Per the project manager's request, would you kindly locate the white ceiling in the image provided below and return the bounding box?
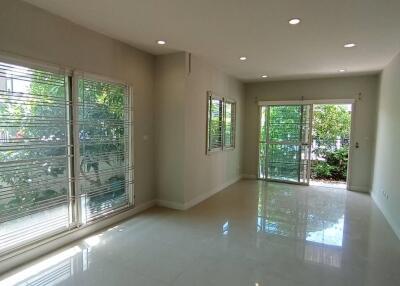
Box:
[25,0,400,81]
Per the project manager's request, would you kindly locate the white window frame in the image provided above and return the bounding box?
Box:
[223,99,236,150]
[0,54,135,259]
[206,91,224,153]
[206,91,237,154]
[72,71,134,224]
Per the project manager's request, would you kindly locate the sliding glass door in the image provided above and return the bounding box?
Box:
[259,104,312,184]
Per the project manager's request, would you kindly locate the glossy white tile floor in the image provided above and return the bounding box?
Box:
[1,180,400,286]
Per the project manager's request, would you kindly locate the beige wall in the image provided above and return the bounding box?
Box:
[0,0,156,205]
[372,52,400,239]
[244,75,379,192]
[154,53,186,205]
[184,54,244,206]
[155,53,245,209]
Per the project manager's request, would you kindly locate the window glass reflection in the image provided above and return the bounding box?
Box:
[306,215,344,247]
[0,246,81,286]
[0,232,104,285]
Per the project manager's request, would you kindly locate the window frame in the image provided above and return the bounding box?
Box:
[0,56,73,257]
[72,71,134,225]
[206,91,224,153]
[223,99,236,150]
[206,91,237,154]
[0,55,134,258]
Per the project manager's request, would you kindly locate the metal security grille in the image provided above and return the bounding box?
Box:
[207,95,223,151]
[0,61,70,254]
[77,77,133,223]
[207,92,237,153]
[0,58,134,257]
[224,101,236,149]
[259,104,312,184]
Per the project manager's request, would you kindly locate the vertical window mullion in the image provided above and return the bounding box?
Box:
[126,86,134,206]
[208,95,213,151]
[71,73,83,226]
[66,75,75,227]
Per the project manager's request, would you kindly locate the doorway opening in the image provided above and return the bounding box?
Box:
[258,101,353,190]
[310,104,352,189]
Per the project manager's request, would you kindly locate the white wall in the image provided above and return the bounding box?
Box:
[155,53,245,209]
[244,75,379,192]
[372,52,400,239]
[0,0,156,206]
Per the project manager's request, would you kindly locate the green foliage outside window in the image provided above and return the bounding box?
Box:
[208,98,223,150]
[259,104,351,182]
[0,71,68,215]
[0,69,127,216]
[312,147,349,181]
[311,105,351,181]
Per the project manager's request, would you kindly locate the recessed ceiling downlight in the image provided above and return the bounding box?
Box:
[289,18,301,25]
[344,43,356,48]
[239,56,247,61]
[338,69,346,73]
[261,75,268,78]
[157,40,166,45]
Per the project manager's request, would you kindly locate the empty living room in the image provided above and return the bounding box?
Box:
[0,0,400,285]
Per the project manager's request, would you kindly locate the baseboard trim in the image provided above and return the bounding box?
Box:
[184,176,242,209]
[371,191,400,240]
[156,199,186,210]
[241,174,258,179]
[0,200,156,275]
[156,176,242,211]
[349,185,370,193]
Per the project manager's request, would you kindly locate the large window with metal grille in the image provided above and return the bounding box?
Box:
[76,76,133,223]
[206,92,236,153]
[0,58,133,256]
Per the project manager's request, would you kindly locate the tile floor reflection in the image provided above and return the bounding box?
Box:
[256,183,345,268]
[1,180,400,286]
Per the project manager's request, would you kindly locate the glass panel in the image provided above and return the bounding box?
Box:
[78,79,131,222]
[268,105,302,142]
[259,106,267,143]
[258,142,267,179]
[267,144,301,182]
[0,62,69,254]
[258,106,267,178]
[208,97,223,150]
[265,105,311,184]
[224,102,233,147]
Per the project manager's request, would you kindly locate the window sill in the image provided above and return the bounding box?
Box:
[206,147,235,155]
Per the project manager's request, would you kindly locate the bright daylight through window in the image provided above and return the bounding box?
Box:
[0,59,133,256]
[207,93,236,153]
